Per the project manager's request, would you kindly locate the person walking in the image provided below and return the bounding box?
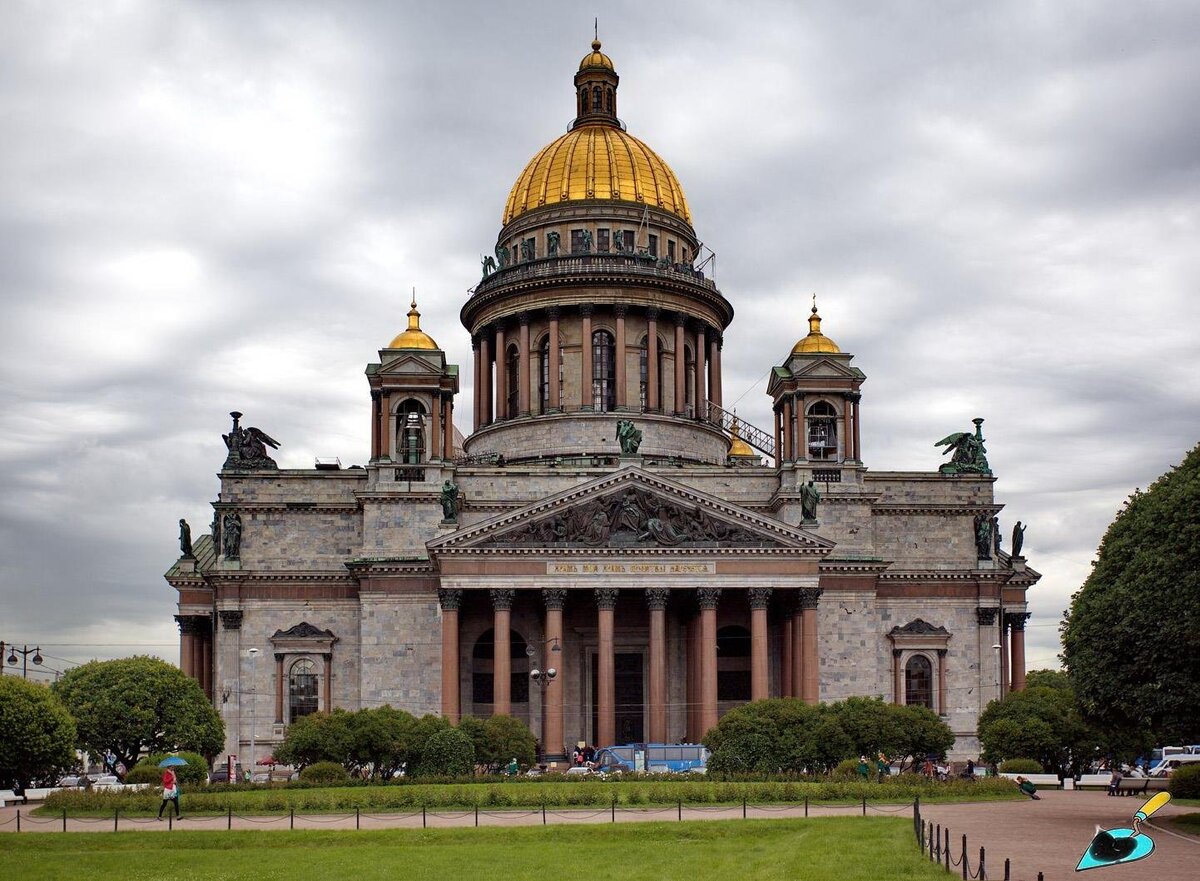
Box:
[157,767,181,820]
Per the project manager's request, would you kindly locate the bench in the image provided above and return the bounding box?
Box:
[0,790,18,807]
[1114,777,1169,796]
[1077,774,1112,790]
[999,772,1061,789]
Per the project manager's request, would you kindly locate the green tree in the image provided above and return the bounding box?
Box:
[347,706,419,779]
[274,709,354,771]
[481,715,537,768]
[52,656,223,774]
[704,698,854,774]
[892,704,956,768]
[457,716,489,768]
[0,676,77,789]
[1061,443,1200,745]
[414,726,474,777]
[978,671,1100,775]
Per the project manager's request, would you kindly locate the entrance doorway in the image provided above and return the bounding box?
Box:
[591,652,644,745]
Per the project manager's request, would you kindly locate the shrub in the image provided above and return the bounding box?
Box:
[832,758,864,780]
[1168,764,1200,799]
[998,758,1043,774]
[415,727,475,777]
[124,752,209,786]
[300,762,351,785]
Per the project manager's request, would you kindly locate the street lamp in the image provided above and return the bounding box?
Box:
[527,639,561,764]
[992,644,1002,697]
[246,647,259,784]
[4,644,43,679]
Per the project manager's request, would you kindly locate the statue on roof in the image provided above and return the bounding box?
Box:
[1011,521,1026,558]
[221,511,242,560]
[935,417,991,475]
[615,419,642,455]
[481,254,497,278]
[179,519,193,559]
[800,479,821,523]
[547,231,560,257]
[974,514,992,559]
[222,411,280,470]
[440,480,460,522]
[495,243,509,269]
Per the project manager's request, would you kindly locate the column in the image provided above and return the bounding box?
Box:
[999,613,1010,696]
[685,614,699,739]
[371,391,382,458]
[176,616,194,678]
[748,588,772,702]
[645,588,670,743]
[431,393,442,461]
[800,588,822,704]
[614,305,627,408]
[471,336,481,431]
[494,324,508,420]
[547,308,561,411]
[851,392,862,462]
[936,649,948,714]
[791,599,803,698]
[774,408,783,468]
[697,588,720,737]
[274,653,285,723]
[892,649,903,704]
[480,330,492,426]
[439,589,462,723]
[782,398,793,462]
[518,313,531,416]
[780,613,793,698]
[443,397,454,459]
[710,332,723,410]
[580,306,594,410]
[542,589,567,761]
[692,322,706,418]
[491,589,515,716]
[793,395,804,462]
[322,652,333,712]
[976,607,1000,708]
[1008,612,1029,692]
[646,308,659,411]
[595,588,618,746]
[379,393,391,459]
[201,626,212,700]
[191,622,205,689]
[673,314,686,415]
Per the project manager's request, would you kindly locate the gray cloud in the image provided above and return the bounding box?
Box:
[1,0,1197,680]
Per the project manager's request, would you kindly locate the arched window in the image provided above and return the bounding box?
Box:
[288,659,319,722]
[505,344,520,419]
[716,625,752,703]
[580,88,588,113]
[592,85,602,111]
[905,655,933,709]
[807,400,839,461]
[471,628,531,708]
[397,400,426,463]
[638,335,665,412]
[606,88,613,113]
[592,330,616,412]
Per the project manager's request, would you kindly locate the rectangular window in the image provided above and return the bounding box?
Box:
[668,240,676,262]
[621,230,635,252]
[648,234,658,257]
[597,228,610,252]
[570,229,585,253]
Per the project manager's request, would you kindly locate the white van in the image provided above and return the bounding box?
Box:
[1149,754,1200,777]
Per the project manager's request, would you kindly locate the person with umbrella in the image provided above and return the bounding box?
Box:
[157,756,186,820]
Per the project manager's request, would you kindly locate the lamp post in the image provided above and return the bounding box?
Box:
[4,644,43,679]
[246,647,259,784]
[527,638,561,765]
[992,643,1002,700]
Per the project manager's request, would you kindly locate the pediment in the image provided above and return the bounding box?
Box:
[428,467,835,553]
[377,351,446,376]
[791,358,860,379]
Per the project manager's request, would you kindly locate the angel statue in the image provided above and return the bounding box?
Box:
[615,419,642,455]
[935,417,991,475]
[222,411,281,470]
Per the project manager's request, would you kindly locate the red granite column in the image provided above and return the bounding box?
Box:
[443,397,454,459]
[673,314,686,416]
[472,336,481,431]
[371,390,382,458]
[191,624,204,689]
[800,589,822,704]
[491,589,515,716]
[176,616,193,677]
[851,393,862,461]
[1009,613,1029,692]
[780,614,793,698]
[595,588,618,746]
[379,393,391,459]
[645,588,670,743]
[430,393,442,461]
[494,324,508,420]
[710,332,723,410]
[692,322,706,418]
[439,589,462,723]
[792,395,804,462]
[614,305,627,409]
[782,398,793,462]
[274,653,285,723]
[580,306,594,410]
[322,652,333,712]
[542,589,567,761]
[646,308,659,412]
[547,308,561,411]
[697,588,720,736]
[791,600,803,698]
[518,313,531,416]
[999,613,1010,696]
[685,614,698,739]
[201,626,212,700]
[480,330,492,426]
[748,588,772,702]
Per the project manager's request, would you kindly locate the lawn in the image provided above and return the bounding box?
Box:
[39,777,1020,817]
[1167,812,1200,835]
[0,817,950,881]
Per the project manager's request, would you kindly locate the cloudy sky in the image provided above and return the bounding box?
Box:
[2,1,1197,683]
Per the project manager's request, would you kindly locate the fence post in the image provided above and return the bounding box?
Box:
[114,809,119,833]
[356,807,360,830]
[168,812,173,832]
[475,804,479,827]
[63,809,67,833]
[290,808,294,830]
[862,795,867,817]
[422,805,427,828]
[945,826,951,872]
[1037,874,1044,881]
[935,823,940,862]
[16,809,20,833]
[743,798,747,819]
[962,834,968,879]
[542,802,546,825]
[678,799,682,822]
[1004,857,1010,880]
[611,794,616,823]
[979,846,986,880]
[228,807,232,830]
[804,796,808,818]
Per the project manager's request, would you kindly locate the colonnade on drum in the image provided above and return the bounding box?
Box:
[436,586,822,754]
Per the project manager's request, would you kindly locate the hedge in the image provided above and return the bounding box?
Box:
[41,776,1018,816]
[997,758,1043,774]
[1168,765,1200,800]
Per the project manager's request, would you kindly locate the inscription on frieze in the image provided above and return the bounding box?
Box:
[547,561,716,576]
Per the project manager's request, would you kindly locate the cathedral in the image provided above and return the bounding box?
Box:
[167,40,1038,764]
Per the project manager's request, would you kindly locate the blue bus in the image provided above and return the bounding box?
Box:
[592,743,710,774]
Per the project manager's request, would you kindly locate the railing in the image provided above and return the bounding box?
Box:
[704,401,776,458]
[472,253,718,297]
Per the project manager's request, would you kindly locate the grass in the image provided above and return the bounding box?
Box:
[0,817,951,881]
[1167,812,1200,835]
[38,777,1020,817]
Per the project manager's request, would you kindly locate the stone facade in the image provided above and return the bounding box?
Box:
[166,39,1038,765]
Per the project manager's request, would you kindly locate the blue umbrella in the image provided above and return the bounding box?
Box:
[158,756,188,767]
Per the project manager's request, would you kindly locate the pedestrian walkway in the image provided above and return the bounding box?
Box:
[921,789,1197,881]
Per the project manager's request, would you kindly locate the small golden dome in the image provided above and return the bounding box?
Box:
[387,294,439,350]
[503,124,691,225]
[791,298,840,355]
[579,39,614,71]
[728,420,755,457]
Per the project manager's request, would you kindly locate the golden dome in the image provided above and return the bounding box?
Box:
[503,124,691,226]
[387,294,439,350]
[728,420,755,457]
[579,39,614,71]
[792,299,840,355]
